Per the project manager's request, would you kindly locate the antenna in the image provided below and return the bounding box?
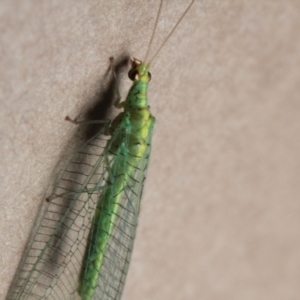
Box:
[148,0,194,63]
[144,0,164,63]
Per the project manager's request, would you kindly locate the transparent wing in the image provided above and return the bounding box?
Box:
[92,129,153,300]
[6,121,153,300]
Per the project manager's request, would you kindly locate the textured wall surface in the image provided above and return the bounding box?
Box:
[1,1,300,299]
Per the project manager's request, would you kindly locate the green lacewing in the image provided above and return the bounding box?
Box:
[6,1,194,299]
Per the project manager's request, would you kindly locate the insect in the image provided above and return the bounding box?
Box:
[6,1,194,299]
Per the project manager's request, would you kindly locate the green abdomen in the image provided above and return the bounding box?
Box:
[78,155,134,299]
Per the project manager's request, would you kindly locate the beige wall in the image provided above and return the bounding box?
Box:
[1,1,300,299]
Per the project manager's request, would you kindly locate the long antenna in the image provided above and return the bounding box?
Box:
[144,0,164,63]
[149,0,194,63]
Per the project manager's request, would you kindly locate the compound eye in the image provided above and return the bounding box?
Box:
[148,72,151,82]
[128,68,139,81]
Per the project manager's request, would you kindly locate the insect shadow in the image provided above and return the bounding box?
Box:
[47,54,130,273]
[9,54,130,297]
[82,56,129,140]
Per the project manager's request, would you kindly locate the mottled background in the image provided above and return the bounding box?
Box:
[1,1,300,299]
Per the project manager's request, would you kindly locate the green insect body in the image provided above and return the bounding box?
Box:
[78,60,155,299]
[7,59,155,300]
